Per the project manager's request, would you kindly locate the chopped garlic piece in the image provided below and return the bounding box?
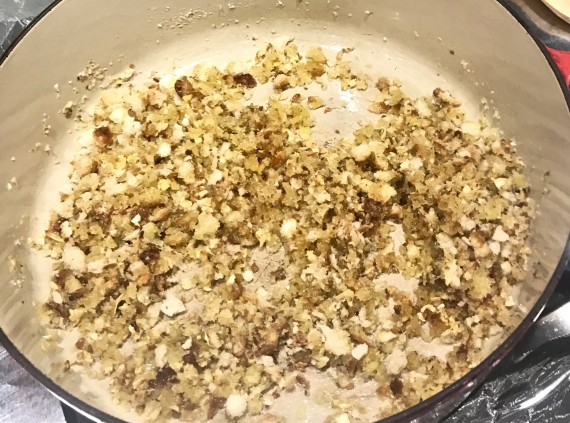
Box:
[243,269,254,282]
[157,142,171,157]
[320,326,352,356]
[492,226,510,242]
[385,348,407,375]
[226,394,247,418]
[160,295,186,317]
[280,218,297,239]
[351,343,369,360]
[62,245,86,272]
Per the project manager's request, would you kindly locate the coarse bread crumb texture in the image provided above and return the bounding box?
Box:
[39,43,533,422]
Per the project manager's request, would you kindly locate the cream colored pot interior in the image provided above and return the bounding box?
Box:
[0,0,569,422]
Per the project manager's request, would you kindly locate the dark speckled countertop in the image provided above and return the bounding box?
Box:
[1,1,570,422]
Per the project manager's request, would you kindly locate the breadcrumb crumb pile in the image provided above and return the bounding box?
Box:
[39,43,533,422]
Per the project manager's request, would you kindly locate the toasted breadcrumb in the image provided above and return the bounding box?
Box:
[40,43,533,423]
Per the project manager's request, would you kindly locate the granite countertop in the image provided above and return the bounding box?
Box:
[1,1,569,422]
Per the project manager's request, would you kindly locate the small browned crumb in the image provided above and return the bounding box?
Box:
[207,397,226,419]
[61,101,75,119]
[433,87,462,107]
[291,93,303,103]
[368,101,390,114]
[174,76,204,99]
[233,73,257,88]
[390,377,403,396]
[39,43,533,423]
[307,96,325,109]
[92,126,113,149]
[273,74,291,91]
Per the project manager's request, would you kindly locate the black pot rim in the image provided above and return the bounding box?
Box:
[1,1,569,422]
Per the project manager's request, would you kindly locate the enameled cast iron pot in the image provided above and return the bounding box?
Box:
[1,0,569,422]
